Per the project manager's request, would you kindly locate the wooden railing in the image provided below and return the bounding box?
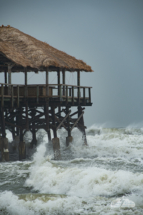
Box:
[0,83,92,107]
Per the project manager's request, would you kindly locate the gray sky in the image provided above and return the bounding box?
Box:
[0,0,143,127]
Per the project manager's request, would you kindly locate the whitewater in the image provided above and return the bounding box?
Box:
[0,125,143,215]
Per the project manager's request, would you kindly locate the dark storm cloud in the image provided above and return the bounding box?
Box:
[0,0,143,127]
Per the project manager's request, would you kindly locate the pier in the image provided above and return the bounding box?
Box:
[0,25,93,161]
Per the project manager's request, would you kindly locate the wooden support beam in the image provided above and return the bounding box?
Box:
[8,64,12,95]
[62,69,65,96]
[11,85,14,108]
[66,106,71,136]
[5,121,22,129]
[57,69,60,97]
[83,88,86,105]
[55,115,67,131]
[71,112,84,131]
[78,87,80,105]
[77,71,80,105]
[26,102,29,131]
[4,71,7,84]
[56,110,71,131]
[70,108,85,117]
[17,85,19,107]
[25,68,27,85]
[66,86,68,104]
[45,100,51,142]
[46,68,49,96]
[78,106,87,145]
[72,86,74,105]
[77,71,80,86]
[51,106,57,138]
[36,85,39,103]
[1,108,6,137]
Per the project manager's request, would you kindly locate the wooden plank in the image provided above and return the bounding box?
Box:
[5,121,22,129]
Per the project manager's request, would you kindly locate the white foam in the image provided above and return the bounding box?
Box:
[25,155,143,197]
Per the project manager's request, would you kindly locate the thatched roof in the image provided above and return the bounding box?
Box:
[0,25,93,72]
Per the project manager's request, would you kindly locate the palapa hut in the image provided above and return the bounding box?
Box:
[0,25,93,161]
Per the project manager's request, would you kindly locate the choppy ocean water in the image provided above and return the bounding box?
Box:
[0,125,143,215]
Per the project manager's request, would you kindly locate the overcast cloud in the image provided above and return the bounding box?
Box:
[0,0,143,127]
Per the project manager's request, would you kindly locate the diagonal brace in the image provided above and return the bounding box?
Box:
[70,112,84,131]
[56,110,71,131]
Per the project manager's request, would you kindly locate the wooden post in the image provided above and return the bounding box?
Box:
[16,113,19,136]
[4,71,7,84]
[66,86,68,104]
[36,85,39,103]
[57,69,60,97]
[46,68,49,96]
[77,71,80,105]
[31,109,37,148]
[25,68,27,85]
[51,106,60,159]
[72,86,74,105]
[45,101,51,143]
[83,88,86,105]
[51,106,57,138]
[24,68,28,97]
[1,108,6,138]
[78,106,87,145]
[62,69,65,96]
[66,106,73,146]
[19,108,26,160]
[26,102,29,131]
[8,64,12,95]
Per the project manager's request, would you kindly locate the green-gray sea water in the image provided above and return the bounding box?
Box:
[0,125,143,214]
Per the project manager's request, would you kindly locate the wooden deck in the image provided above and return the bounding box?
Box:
[0,83,92,107]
